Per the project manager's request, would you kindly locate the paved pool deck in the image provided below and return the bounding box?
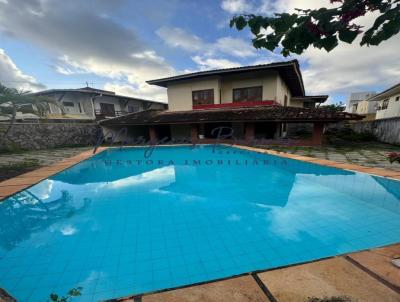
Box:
[0,145,399,301]
[122,244,400,302]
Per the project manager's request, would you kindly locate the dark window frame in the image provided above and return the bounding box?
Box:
[192,89,214,106]
[381,99,389,110]
[100,103,116,116]
[128,105,139,113]
[62,101,74,107]
[232,86,263,102]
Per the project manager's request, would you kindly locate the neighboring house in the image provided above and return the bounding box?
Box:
[30,87,167,120]
[101,60,362,145]
[366,83,400,120]
[354,99,379,121]
[346,91,376,113]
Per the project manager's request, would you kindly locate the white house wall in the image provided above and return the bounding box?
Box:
[220,72,278,103]
[48,92,94,118]
[167,78,220,111]
[276,74,292,106]
[93,95,123,112]
[166,72,285,111]
[376,92,400,119]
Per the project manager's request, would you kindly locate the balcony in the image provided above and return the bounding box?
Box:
[95,109,128,119]
[192,100,280,110]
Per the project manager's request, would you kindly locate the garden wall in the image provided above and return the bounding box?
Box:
[0,121,101,151]
[350,117,400,145]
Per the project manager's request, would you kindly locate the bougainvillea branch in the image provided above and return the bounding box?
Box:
[230,0,400,56]
[388,152,400,164]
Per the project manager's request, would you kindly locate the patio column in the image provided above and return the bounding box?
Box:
[149,126,158,143]
[311,122,324,145]
[245,123,255,143]
[191,124,198,143]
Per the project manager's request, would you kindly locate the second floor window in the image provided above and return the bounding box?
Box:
[233,86,262,102]
[192,89,214,105]
[128,105,139,113]
[100,103,116,116]
[381,99,389,110]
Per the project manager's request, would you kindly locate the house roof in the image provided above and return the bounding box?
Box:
[364,83,400,102]
[291,95,328,103]
[32,87,167,105]
[147,60,306,97]
[100,106,363,126]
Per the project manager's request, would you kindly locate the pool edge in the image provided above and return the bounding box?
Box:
[106,243,400,301]
[231,144,400,180]
[0,147,108,201]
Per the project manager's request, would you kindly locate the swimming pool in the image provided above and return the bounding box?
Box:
[1,145,400,301]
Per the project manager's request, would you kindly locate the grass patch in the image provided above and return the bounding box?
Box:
[0,159,41,181]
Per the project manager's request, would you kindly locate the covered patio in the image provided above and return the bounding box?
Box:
[100,106,363,146]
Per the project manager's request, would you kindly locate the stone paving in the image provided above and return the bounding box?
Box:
[124,245,400,302]
[0,146,92,167]
[262,143,400,172]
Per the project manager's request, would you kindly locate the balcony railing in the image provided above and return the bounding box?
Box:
[95,109,128,118]
[192,100,280,110]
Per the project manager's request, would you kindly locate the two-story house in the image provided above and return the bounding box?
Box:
[32,87,167,120]
[100,60,362,145]
[365,83,400,120]
[346,92,376,113]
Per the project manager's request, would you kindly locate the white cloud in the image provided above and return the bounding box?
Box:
[0,0,175,101]
[157,27,256,59]
[0,49,45,91]
[104,82,167,102]
[156,27,204,52]
[192,55,241,70]
[214,36,257,58]
[156,26,257,72]
[228,0,400,98]
[221,0,252,14]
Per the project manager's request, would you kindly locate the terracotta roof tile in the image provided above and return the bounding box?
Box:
[100,106,364,126]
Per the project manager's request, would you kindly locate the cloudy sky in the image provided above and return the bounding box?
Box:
[0,0,399,103]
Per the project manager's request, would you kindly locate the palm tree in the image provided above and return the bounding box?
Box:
[0,83,61,146]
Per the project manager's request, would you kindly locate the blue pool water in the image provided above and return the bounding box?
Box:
[1,145,400,301]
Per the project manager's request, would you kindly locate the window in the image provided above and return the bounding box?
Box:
[303,102,315,108]
[78,102,82,113]
[233,86,262,102]
[192,89,214,105]
[396,96,400,101]
[128,105,139,113]
[381,99,389,110]
[100,103,116,116]
[63,101,74,107]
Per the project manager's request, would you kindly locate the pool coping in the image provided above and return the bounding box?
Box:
[0,147,108,201]
[231,144,400,180]
[1,144,399,301]
[109,243,400,301]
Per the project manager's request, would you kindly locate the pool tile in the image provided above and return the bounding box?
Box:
[1,145,400,301]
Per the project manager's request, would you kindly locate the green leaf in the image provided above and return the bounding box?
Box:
[339,28,359,43]
[234,16,247,30]
[248,16,265,35]
[320,35,338,51]
[50,293,59,301]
